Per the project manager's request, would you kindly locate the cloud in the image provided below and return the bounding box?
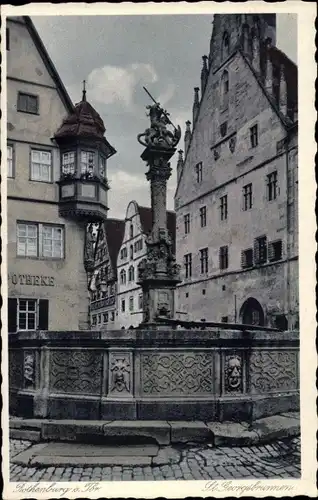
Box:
[108,169,150,218]
[158,83,176,107]
[87,63,158,108]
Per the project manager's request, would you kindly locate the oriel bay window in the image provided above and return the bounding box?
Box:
[8,298,49,333]
[80,150,95,178]
[17,222,64,259]
[61,151,76,177]
[30,149,52,182]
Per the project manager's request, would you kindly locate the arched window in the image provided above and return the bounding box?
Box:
[120,269,126,285]
[240,298,265,326]
[130,245,134,260]
[220,70,229,109]
[222,32,230,60]
[128,265,135,282]
[130,224,134,239]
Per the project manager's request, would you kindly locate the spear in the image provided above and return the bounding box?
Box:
[143,86,178,131]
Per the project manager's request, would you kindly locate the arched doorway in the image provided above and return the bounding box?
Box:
[240,298,265,326]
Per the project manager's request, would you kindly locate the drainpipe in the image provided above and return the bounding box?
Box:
[285,132,291,329]
[234,294,237,323]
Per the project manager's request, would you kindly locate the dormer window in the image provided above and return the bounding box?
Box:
[222,32,230,60]
[62,152,76,176]
[80,151,94,177]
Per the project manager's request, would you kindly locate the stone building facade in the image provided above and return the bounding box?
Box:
[6,16,115,333]
[174,14,298,329]
[116,201,176,329]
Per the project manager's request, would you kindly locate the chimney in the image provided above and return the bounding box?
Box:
[251,31,260,73]
[264,42,273,94]
[176,149,184,183]
[201,55,209,94]
[184,120,192,153]
[193,87,200,123]
[279,64,287,116]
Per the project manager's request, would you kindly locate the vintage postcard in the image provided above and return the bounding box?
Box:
[1,1,316,498]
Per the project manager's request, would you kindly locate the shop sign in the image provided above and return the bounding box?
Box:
[8,273,55,286]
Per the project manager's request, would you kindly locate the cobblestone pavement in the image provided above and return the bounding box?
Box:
[10,437,300,482]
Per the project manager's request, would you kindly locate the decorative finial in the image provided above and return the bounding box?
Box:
[178,149,184,161]
[186,120,191,131]
[82,79,87,102]
[202,55,208,69]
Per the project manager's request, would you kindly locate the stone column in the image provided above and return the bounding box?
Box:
[137,101,182,327]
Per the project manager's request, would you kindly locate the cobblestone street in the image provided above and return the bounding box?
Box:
[10,437,300,482]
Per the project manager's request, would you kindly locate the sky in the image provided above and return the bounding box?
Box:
[32,14,297,219]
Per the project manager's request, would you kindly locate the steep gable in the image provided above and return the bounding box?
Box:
[7,16,73,114]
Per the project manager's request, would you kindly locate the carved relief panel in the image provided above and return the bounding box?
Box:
[108,351,133,397]
[23,350,36,390]
[223,351,244,394]
[249,350,298,394]
[50,350,102,395]
[141,352,214,396]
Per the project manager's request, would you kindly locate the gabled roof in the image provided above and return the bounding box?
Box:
[137,204,176,252]
[104,218,125,270]
[19,16,74,114]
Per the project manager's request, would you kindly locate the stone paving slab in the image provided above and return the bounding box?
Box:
[102,421,171,445]
[169,421,213,444]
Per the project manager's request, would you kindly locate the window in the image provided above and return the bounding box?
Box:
[120,269,126,285]
[17,92,39,114]
[184,253,192,278]
[129,296,134,312]
[195,162,203,183]
[220,195,228,220]
[219,246,229,270]
[17,222,64,259]
[221,316,228,323]
[62,152,76,176]
[220,122,227,137]
[184,214,190,234]
[139,293,143,310]
[30,149,52,182]
[200,248,209,274]
[92,315,97,326]
[268,239,282,262]
[130,245,134,260]
[121,299,125,312]
[130,224,134,239]
[241,248,253,268]
[111,311,115,322]
[243,183,253,210]
[222,32,230,59]
[221,70,229,109]
[80,150,94,176]
[254,236,267,264]
[7,144,14,178]
[6,28,10,50]
[98,314,101,324]
[8,298,49,332]
[42,225,63,258]
[267,171,278,201]
[134,239,143,252]
[100,156,106,178]
[121,247,127,259]
[200,207,207,227]
[103,312,109,323]
[18,299,37,330]
[128,265,135,282]
[250,124,258,148]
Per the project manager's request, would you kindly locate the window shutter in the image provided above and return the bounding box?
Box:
[8,298,17,333]
[38,299,49,330]
[254,239,260,264]
[241,250,246,268]
[268,241,274,261]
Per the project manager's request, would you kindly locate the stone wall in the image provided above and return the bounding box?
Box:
[9,329,299,422]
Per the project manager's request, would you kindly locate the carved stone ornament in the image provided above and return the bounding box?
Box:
[229,135,236,153]
[225,354,242,392]
[84,223,95,262]
[214,146,221,161]
[137,102,181,149]
[110,355,131,394]
[24,352,35,389]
